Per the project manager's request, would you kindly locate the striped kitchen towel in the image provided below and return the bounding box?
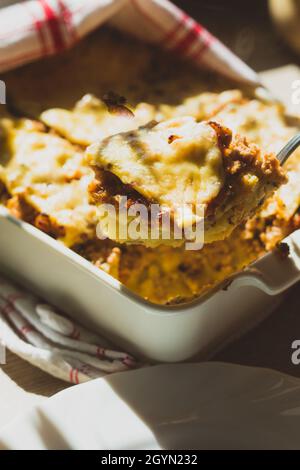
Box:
[0,0,259,85]
[0,276,139,383]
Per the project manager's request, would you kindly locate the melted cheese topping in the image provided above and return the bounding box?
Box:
[1,119,97,246]
[41,94,157,146]
[159,89,243,121]
[87,117,224,229]
[40,90,243,147]
[211,98,289,153]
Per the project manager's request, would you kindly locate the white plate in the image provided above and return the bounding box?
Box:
[1,362,300,450]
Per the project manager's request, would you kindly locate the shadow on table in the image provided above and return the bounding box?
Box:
[1,351,68,397]
[215,284,300,377]
[107,362,300,449]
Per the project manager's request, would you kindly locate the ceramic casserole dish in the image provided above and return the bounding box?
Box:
[1,205,300,362]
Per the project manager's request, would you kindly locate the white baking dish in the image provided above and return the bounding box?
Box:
[1,206,300,362]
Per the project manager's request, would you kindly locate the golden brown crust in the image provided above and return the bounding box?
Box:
[206,132,286,221]
[34,213,66,239]
[208,120,232,151]
[6,195,38,224]
[6,194,66,239]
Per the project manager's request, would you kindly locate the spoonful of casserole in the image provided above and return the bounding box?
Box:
[86,116,287,248]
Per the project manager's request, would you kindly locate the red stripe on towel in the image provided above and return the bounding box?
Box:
[25,1,48,55]
[171,22,206,55]
[70,324,80,340]
[1,303,15,316]
[96,346,105,358]
[20,325,33,335]
[6,293,26,304]
[160,12,188,46]
[40,0,65,52]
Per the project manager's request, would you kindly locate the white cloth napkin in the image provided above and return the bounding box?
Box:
[0,276,139,383]
[1,362,300,450]
[0,0,259,84]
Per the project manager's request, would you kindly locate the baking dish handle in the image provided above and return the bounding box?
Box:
[231,230,300,295]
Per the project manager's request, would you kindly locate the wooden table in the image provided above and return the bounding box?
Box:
[1,0,300,430]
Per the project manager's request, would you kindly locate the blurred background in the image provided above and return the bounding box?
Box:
[175,0,300,71]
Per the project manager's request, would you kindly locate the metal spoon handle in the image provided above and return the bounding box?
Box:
[277,132,300,165]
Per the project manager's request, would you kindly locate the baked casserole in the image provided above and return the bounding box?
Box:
[1,28,300,305]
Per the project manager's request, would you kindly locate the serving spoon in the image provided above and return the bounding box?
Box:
[277,132,300,165]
